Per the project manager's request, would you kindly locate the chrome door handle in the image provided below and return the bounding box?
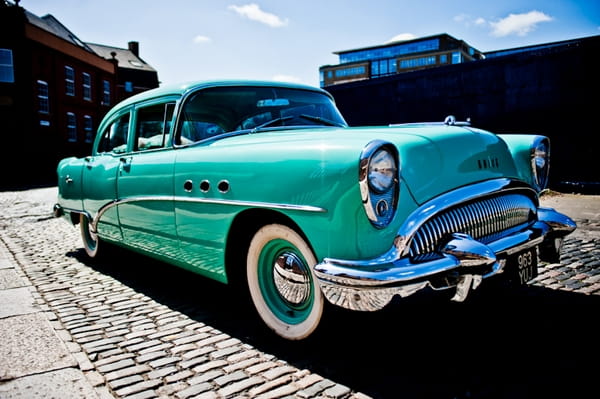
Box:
[119,157,132,172]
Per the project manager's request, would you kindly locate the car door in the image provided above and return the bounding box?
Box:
[116,101,179,258]
[172,89,234,283]
[82,110,131,243]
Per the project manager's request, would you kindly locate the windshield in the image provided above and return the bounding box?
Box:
[176,86,347,144]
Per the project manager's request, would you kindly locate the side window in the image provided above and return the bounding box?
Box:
[134,102,175,151]
[97,113,130,154]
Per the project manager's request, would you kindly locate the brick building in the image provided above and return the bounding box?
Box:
[0,1,158,188]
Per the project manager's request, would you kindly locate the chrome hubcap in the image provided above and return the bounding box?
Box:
[273,252,310,305]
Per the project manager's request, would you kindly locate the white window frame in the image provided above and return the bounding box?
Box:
[0,48,15,83]
[65,66,75,96]
[37,80,49,114]
[67,112,77,142]
[102,80,111,105]
[82,72,91,101]
[84,115,93,143]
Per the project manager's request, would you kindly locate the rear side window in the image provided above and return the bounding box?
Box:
[97,113,130,154]
[134,102,175,151]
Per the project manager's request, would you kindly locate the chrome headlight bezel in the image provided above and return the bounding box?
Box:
[531,136,550,192]
[359,141,400,229]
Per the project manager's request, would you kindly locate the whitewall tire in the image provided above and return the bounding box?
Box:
[80,213,100,258]
[246,224,324,340]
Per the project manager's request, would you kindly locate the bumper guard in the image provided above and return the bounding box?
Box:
[314,207,576,311]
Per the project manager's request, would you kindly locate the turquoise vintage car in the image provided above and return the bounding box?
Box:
[54,80,576,340]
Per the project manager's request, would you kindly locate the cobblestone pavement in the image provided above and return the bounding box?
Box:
[0,187,371,399]
[0,187,598,399]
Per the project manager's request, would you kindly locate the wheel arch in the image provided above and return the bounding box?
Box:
[224,208,314,287]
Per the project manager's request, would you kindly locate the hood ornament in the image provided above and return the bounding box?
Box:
[444,115,471,126]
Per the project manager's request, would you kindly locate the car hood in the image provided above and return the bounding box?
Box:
[206,124,520,205]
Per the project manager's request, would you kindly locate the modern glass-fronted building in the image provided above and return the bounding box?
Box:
[320,33,483,87]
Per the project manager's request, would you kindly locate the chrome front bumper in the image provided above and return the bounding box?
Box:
[314,206,576,311]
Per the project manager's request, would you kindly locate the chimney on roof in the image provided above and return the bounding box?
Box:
[128,41,139,57]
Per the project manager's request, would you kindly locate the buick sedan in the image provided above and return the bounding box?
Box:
[54,80,576,340]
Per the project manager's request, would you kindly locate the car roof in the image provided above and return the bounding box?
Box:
[110,80,332,111]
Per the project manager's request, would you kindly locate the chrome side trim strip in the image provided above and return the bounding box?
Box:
[91,195,327,233]
[173,196,327,213]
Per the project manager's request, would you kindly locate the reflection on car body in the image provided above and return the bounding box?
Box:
[54,80,576,340]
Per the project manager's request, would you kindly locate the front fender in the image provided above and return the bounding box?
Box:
[498,134,546,190]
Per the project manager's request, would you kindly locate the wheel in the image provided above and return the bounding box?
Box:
[80,213,100,258]
[246,224,324,340]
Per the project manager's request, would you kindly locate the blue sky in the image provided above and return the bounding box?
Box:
[23,0,600,87]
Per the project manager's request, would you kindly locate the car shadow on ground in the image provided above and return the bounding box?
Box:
[70,246,599,399]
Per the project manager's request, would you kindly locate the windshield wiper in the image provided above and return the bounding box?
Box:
[251,116,294,132]
[250,114,344,133]
[299,114,345,127]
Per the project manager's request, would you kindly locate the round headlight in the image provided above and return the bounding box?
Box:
[532,138,550,191]
[368,148,397,193]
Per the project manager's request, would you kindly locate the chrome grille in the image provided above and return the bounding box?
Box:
[409,193,537,261]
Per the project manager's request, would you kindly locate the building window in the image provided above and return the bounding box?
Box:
[125,81,133,92]
[371,59,398,77]
[37,80,49,114]
[339,38,440,64]
[452,52,463,64]
[67,112,77,142]
[334,66,366,78]
[82,72,91,101]
[65,66,75,96]
[371,62,378,76]
[400,56,437,69]
[102,80,111,106]
[84,115,93,142]
[0,48,15,83]
[440,54,447,64]
[389,59,397,73]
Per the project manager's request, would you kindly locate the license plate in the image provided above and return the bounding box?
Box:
[506,247,538,285]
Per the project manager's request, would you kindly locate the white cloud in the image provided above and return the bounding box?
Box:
[455,13,487,27]
[490,10,553,37]
[386,33,416,43]
[228,3,288,28]
[193,35,211,44]
[453,13,468,23]
[271,74,303,84]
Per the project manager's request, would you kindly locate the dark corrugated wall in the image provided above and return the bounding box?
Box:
[325,36,600,193]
